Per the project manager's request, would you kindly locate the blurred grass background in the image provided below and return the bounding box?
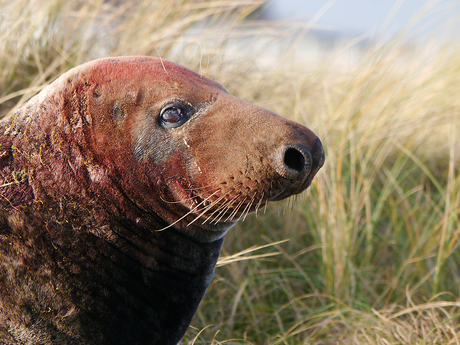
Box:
[1,0,460,344]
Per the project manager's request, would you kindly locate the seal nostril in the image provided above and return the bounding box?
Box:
[284,147,306,173]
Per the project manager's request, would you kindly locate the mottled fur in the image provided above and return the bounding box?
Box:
[0,57,324,344]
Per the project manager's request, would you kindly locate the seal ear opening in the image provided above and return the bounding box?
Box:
[111,104,126,126]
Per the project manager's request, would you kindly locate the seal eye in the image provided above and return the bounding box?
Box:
[160,106,188,128]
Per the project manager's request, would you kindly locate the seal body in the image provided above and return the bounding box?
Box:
[0,57,324,345]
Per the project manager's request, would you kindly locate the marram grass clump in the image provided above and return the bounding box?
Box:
[1,0,460,344]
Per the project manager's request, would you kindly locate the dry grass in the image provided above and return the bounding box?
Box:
[1,0,460,344]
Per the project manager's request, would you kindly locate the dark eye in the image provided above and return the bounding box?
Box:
[160,106,189,128]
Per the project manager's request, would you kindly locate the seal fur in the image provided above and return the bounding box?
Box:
[0,56,324,345]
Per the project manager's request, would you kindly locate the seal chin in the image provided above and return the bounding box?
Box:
[198,219,237,232]
[174,217,236,243]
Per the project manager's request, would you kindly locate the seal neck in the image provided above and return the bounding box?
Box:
[1,207,225,345]
[76,224,225,345]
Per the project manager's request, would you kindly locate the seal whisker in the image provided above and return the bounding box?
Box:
[256,192,265,215]
[238,193,257,222]
[200,192,234,225]
[159,184,218,206]
[155,191,219,232]
[208,193,237,216]
[292,194,300,209]
[211,194,242,225]
[264,193,270,214]
[191,187,222,209]
[193,190,222,211]
[225,196,247,222]
[185,191,228,227]
[208,198,234,225]
[198,192,230,221]
[209,193,239,224]
[254,192,265,216]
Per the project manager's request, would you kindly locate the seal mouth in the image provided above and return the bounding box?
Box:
[172,178,271,227]
[188,189,270,225]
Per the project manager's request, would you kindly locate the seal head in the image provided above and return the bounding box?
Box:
[0,57,324,345]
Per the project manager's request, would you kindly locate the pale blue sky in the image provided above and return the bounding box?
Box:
[263,0,460,40]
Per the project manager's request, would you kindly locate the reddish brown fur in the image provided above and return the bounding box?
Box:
[0,57,324,345]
